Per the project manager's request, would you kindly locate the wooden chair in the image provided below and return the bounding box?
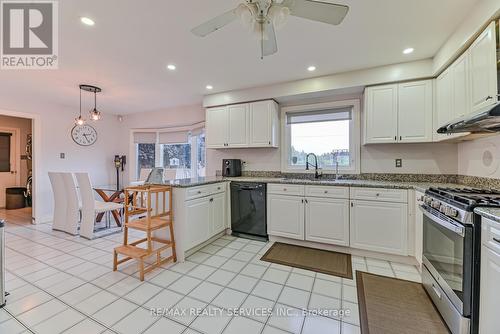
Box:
[113,184,176,281]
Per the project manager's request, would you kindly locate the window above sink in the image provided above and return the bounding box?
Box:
[281,99,361,175]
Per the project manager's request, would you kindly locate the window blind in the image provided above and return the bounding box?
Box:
[158,131,189,144]
[0,133,11,172]
[133,132,157,144]
[287,107,352,125]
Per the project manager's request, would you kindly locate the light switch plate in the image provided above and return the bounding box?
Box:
[395,159,402,168]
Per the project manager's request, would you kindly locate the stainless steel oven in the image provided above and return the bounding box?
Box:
[420,195,483,334]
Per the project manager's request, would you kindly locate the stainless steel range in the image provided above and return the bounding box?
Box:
[420,187,500,334]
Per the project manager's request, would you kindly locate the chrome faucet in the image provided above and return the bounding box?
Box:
[305,153,322,179]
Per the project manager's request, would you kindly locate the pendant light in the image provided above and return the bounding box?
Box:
[89,87,102,121]
[75,87,86,125]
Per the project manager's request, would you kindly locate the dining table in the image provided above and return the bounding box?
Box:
[93,184,124,227]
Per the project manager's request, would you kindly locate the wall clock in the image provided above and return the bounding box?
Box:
[71,124,98,146]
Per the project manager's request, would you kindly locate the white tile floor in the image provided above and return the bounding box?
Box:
[1,220,422,334]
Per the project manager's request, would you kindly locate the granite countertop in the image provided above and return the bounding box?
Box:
[168,175,466,192]
[474,207,500,223]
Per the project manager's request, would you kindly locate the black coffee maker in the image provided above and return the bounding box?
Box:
[222,159,242,177]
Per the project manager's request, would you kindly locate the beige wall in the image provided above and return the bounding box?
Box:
[0,115,32,185]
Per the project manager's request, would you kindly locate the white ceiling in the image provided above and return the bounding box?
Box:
[0,0,478,115]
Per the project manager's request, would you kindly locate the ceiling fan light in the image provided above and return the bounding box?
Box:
[268,6,290,30]
[236,3,253,30]
[251,21,268,40]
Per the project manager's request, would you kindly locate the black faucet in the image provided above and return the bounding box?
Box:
[305,153,321,179]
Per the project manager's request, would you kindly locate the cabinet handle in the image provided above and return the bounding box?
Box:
[324,190,328,194]
[376,193,380,197]
[350,202,354,207]
[283,188,287,191]
[301,199,304,203]
[268,141,271,145]
[486,96,493,101]
[304,199,308,204]
[209,198,213,202]
[400,136,402,141]
[394,136,397,141]
[493,238,500,244]
[197,191,202,194]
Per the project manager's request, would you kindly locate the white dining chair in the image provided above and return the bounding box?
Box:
[60,172,80,236]
[48,172,67,232]
[75,172,124,240]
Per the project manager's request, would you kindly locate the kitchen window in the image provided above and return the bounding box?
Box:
[282,100,360,174]
[133,127,206,181]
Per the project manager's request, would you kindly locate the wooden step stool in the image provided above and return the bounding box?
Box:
[113,184,176,281]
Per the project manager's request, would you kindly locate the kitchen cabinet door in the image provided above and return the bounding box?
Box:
[451,52,470,119]
[227,104,249,147]
[398,80,433,143]
[469,21,498,113]
[364,84,398,144]
[479,246,500,334]
[206,107,228,148]
[434,68,454,141]
[249,100,279,147]
[267,194,304,240]
[210,192,226,235]
[185,197,210,249]
[350,200,408,256]
[305,197,349,246]
[414,191,424,265]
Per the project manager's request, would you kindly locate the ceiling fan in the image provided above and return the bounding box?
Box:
[191,0,349,59]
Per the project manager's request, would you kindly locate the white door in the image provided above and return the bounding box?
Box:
[249,101,272,147]
[0,129,19,208]
[451,52,470,119]
[479,246,500,334]
[267,194,304,240]
[227,104,249,147]
[350,200,408,255]
[305,197,349,246]
[210,192,226,235]
[185,197,210,249]
[469,21,498,113]
[206,107,228,148]
[398,80,433,143]
[364,84,398,144]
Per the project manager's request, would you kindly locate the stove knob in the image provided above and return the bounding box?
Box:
[431,200,441,209]
[440,205,447,213]
[448,208,458,218]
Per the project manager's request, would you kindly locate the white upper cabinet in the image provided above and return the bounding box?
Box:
[364,80,433,144]
[451,52,470,119]
[249,100,279,147]
[227,104,249,148]
[469,21,498,113]
[206,107,228,148]
[364,84,398,144]
[206,100,279,149]
[398,80,433,143]
[434,68,454,141]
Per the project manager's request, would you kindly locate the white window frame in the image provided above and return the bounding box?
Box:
[280,99,361,175]
[129,123,205,181]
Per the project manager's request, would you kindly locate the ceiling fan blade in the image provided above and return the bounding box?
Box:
[283,0,349,25]
[262,22,278,58]
[191,8,238,37]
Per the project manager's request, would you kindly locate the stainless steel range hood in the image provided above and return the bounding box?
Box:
[437,102,500,134]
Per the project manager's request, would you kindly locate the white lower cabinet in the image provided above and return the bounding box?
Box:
[211,192,226,235]
[185,197,211,250]
[350,200,408,256]
[267,194,305,240]
[305,197,349,246]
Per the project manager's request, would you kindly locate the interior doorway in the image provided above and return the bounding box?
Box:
[0,114,33,224]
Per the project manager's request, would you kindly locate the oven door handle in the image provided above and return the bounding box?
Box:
[419,205,465,237]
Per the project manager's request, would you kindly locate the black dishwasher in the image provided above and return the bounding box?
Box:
[230,182,268,241]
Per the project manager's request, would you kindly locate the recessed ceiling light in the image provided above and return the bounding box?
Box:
[167,64,176,71]
[80,17,95,26]
[206,85,214,90]
[307,66,316,72]
[403,48,414,55]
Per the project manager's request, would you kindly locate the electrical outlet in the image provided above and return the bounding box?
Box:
[60,153,65,159]
[395,159,402,168]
